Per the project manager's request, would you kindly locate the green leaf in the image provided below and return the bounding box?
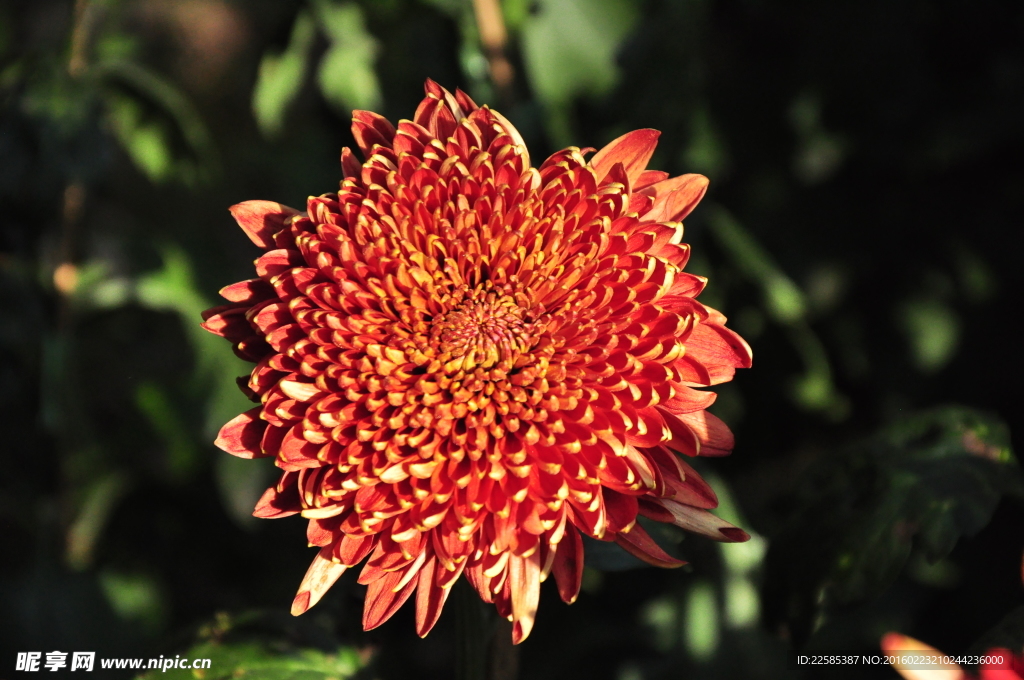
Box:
[136,641,365,680]
[519,0,639,145]
[252,10,316,138]
[764,406,1022,642]
[136,247,265,527]
[136,612,367,680]
[314,0,382,113]
[97,60,218,184]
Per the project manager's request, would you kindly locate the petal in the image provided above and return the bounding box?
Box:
[214,407,268,458]
[229,201,301,249]
[219,278,275,303]
[551,525,584,604]
[615,523,686,568]
[686,318,754,374]
[590,129,661,186]
[291,549,347,615]
[640,174,709,223]
[653,499,749,542]
[253,473,301,518]
[675,410,735,456]
[351,110,397,156]
[362,563,421,631]
[414,558,451,637]
[509,551,542,644]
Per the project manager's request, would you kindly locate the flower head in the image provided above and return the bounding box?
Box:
[202,79,752,642]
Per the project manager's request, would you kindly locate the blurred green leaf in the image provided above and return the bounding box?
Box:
[136,247,268,527]
[66,471,131,571]
[98,569,166,633]
[253,10,316,138]
[764,406,1022,643]
[135,381,199,481]
[97,59,217,184]
[138,610,366,680]
[105,91,173,181]
[708,206,848,418]
[898,298,960,374]
[137,641,364,679]
[216,454,273,530]
[520,0,639,144]
[707,206,807,324]
[685,580,719,660]
[315,0,382,113]
[136,246,251,438]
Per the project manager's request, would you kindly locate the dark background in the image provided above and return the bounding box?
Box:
[2,0,1023,678]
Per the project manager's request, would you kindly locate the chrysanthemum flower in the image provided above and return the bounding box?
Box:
[202,80,752,643]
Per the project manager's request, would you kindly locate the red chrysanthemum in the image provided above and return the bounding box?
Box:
[202,79,752,643]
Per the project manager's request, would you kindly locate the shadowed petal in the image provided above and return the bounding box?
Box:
[291,549,347,615]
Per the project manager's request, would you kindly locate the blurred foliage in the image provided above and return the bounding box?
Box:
[765,406,1022,644]
[1,0,1023,679]
[137,611,368,679]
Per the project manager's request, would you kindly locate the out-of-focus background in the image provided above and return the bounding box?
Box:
[2,0,1023,677]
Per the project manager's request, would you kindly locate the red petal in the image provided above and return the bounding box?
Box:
[590,129,660,186]
[676,410,735,456]
[362,565,420,631]
[214,407,268,458]
[551,525,584,604]
[351,110,396,156]
[635,170,669,190]
[656,499,749,542]
[414,558,451,637]
[603,489,640,534]
[340,147,361,178]
[253,474,301,518]
[686,319,754,373]
[219,278,274,303]
[229,201,300,249]
[641,174,709,223]
[664,458,719,509]
[614,523,686,568]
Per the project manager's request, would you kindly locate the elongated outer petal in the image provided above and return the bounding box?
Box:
[685,319,754,377]
[615,523,686,568]
[551,525,584,604]
[414,558,451,637]
[510,551,542,644]
[229,201,301,249]
[650,499,749,542]
[363,567,420,631]
[215,407,268,458]
[590,129,661,186]
[675,410,735,456]
[880,633,964,680]
[291,549,348,615]
[641,174,709,223]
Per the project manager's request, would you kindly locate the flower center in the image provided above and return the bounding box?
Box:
[429,288,533,371]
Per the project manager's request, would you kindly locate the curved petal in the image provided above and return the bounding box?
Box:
[590,129,660,186]
[229,201,301,249]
